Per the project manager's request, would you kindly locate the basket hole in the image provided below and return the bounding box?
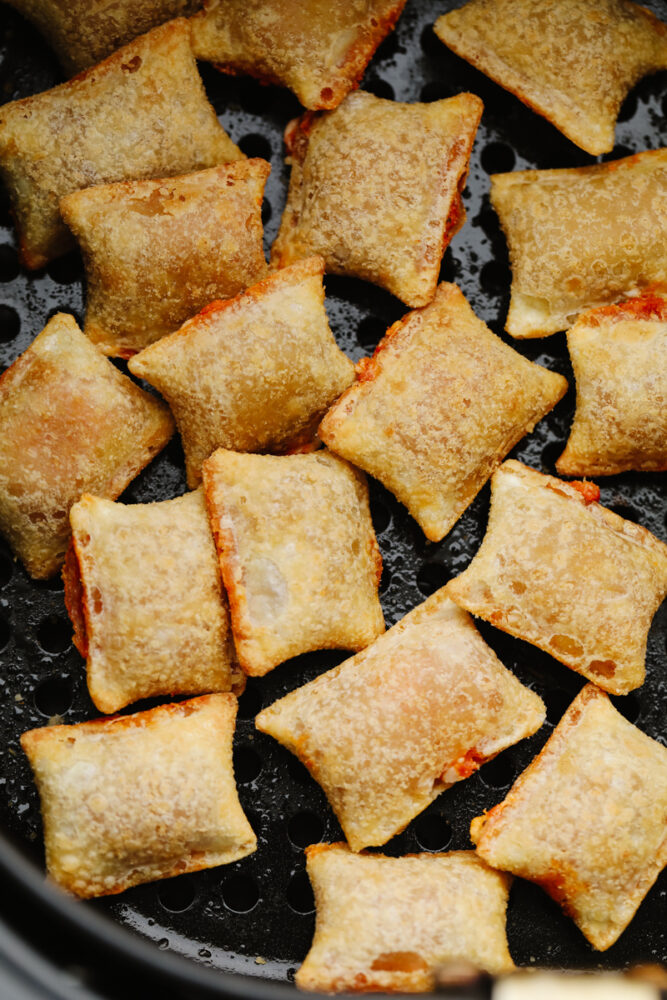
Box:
[0,543,13,587]
[34,675,72,716]
[379,565,392,594]
[610,503,641,524]
[239,79,268,115]
[370,496,391,535]
[479,753,517,789]
[0,244,19,283]
[237,681,262,720]
[239,133,272,161]
[420,23,442,57]
[47,252,82,285]
[158,879,197,913]
[0,615,10,652]
[287,811,324,849]
[544,688,573,726]
[286,871,314,914]
[541,441,563,473]
[416,562,449,597]
[36,615,71,653]
[480,259,511,297]
[261,200,272,226]
[233,745,262,783]
[222,873,259,913]
[414,813,452,852]
[357,315,385,350]
[610,692,641,725]
[0,304,19,342]
[420,81,452,103]
[481,141,515,174]
[364,78,394,101]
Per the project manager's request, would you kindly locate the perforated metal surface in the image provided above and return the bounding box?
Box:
[0,0,666,987]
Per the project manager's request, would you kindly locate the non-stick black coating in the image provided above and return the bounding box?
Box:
[0,0,666,993]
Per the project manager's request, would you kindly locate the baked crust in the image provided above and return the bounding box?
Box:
[434,0,667,155]
[256,589,544,851]
[65,491,241,714]
[0,313,174,579]
[447,460,667,695]
[471,684,667,951]
[20,694,257,898]
[202,449,384,676]
[0,19,241,269]
[61,161,269,358]
[490,148,667,338]
[129,258,355,486]
[319,282,567,541]
[297,844,514,992]
[556,291,667,476]
[190,0,407,110]
[271,90,483,307]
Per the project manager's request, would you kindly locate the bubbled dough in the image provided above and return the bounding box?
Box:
[447,460,667,695]
[490,148,667,338]
[271,90,483,306]
[66,491,240,715]
[320,282,567,542]
[61,160,270,358]
[20,694,257,898]
[298,844,514,992]
[257,590,545,851]
[0,313,173,580]
[0,19,241,269]
[472,684,667,951]
[435,0,667,155]
[202,449,384,676]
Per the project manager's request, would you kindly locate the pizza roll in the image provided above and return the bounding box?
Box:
[471,684,667,951]
[20,694,256,898]
[434,0,667,156]
[320,282,567,542]
[0,313,174,580]
[257,589,545,850]
[202,449,384,676]
[64,491,242,714]
[556,292,667,477]
[271,90,483,307]
[129,258,355,486]
[0,19,241,270]
[447,460,667,695]
[190,0,406,111]
[60,161,270,358]
[490,149,667,338]
[297,843,514,992]
[5,0,202,75]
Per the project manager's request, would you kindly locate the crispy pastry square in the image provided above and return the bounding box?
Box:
[20,694,256,898]
[490,149,667,338]
[319,283,567,542]
[434,0,667,156]
[257,590,545,850]
[5,0,201,75]
[0,19,241,270]
[447,460,667,695]
[0,313,174,580]
[556,292,667,477]
[65,491,241,714]
[202,449,384,676]
[270,90,483,307]
[190,0,406,110]
[129,258,355,486]
[471,684,667,951]
[61,161,270,358]
[297,844,514,992]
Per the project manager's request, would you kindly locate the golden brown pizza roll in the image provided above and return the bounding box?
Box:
[490,148,667,338]
[202,449,384,676]
[556,292,667,477]
[20,694,256,898]
[0,19,241,270]
[190,0,406,110]
[319,282,567,542]
[434,0,667,156]
[270,90,483,307]
[129,258,355,486]
[64,491,242,714]
[5,0,202,75]
[297,843,514,992]
[447,460,667,695]
[257,589,545,851]
[471,683,667,951]
[0,313,174,581]
[60,161,270,358]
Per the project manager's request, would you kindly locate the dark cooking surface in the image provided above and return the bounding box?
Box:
[0,0,666,986]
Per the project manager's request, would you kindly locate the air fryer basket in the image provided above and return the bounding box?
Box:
[0,1,666,995]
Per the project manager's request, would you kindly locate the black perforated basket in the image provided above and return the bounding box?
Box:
[0,2,666,997]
